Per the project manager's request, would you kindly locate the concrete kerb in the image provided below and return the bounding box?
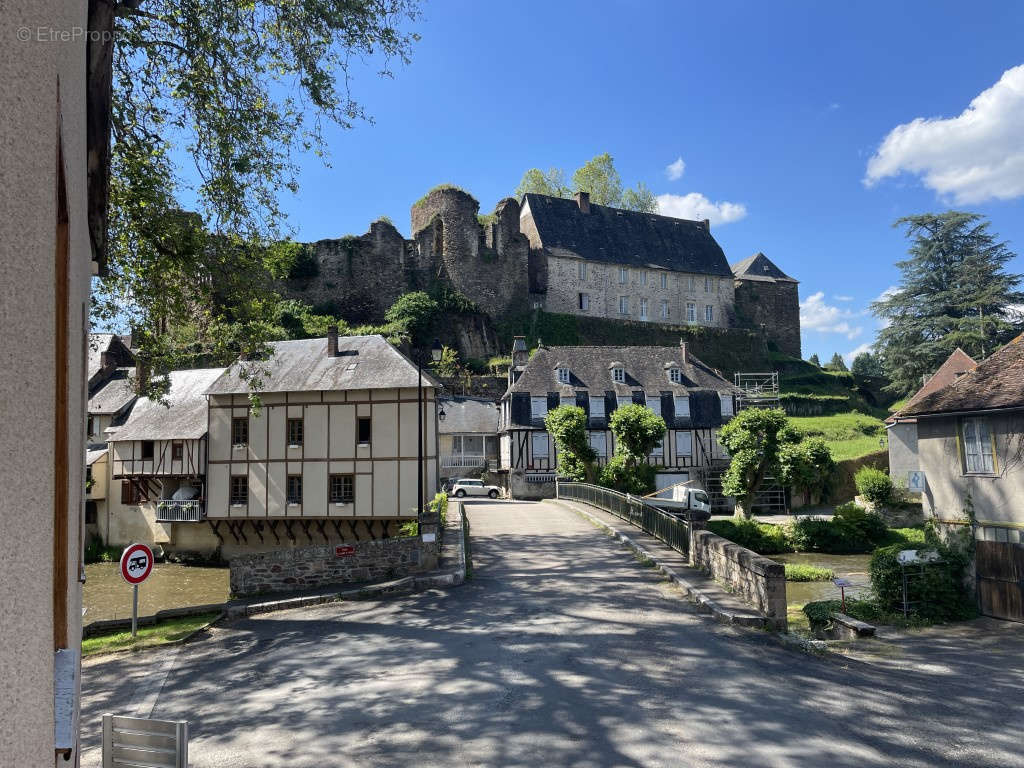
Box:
[553,499,766,629]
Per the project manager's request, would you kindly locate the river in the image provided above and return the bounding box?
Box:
[775,552,872,606]
[83,562,230,623]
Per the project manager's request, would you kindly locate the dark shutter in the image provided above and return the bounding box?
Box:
[690,390,722,427]
[575,390,589,416]
[510,393,531,426]
[547,392,559,412]
[121,479,130,504]
[605,391,617,418]
[660,392,674,427]
[632,390,646,405]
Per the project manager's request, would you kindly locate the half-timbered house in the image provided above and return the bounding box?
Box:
[203,331,440,549]
[499,337,736,503]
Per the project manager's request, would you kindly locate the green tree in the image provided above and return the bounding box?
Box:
[780,438,836,504]
[432,345,461,378]
[808,353,821,368]
[384,291,439,344]
[872,212,1024,395]
[514,167,571,199]
[718,408,799,518]
[545,406,597,482]
[850,351,884,378]
[620,182,659,214]
[571,153,623,207]
[824,353,848,372]
[87,0,423,397]
[598,404,665,494]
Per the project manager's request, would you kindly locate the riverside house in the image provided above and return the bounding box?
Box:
[499,337,737,504]
[439,394,500,483]
[899,334,1024,621]
[203,331,441,550]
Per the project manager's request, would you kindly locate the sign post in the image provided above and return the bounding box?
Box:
[119,543,154,638]
[833,577,852,613]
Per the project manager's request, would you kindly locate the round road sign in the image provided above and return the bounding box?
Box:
[119,543,154,585]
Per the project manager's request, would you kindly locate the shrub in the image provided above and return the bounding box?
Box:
[869,543,975,622]
[384,292,439,342]
[598,455,656,495]
[785,517,874,554]
[784,563,835,581]
[833,502,888,546]
[546,406,597,482]
[707,519,791,555]
[855,466,894,506]
[84,535,120,564]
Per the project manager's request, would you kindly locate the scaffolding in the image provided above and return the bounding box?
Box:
[734,372,780,410]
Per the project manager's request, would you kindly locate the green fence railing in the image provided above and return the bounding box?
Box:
[557,482,689,558]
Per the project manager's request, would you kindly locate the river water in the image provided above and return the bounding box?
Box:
[775,552,872,606]
[83,563,230,623]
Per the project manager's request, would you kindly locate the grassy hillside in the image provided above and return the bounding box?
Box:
[789,412,888,462]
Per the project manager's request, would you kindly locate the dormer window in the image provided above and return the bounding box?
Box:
[669,368,682,384]
[612,367,625,383]
[556,367,570,384]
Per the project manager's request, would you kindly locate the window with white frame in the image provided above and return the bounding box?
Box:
[705,304,714,323]
[578,292,590,310]
[616,395,632,410]
[720,392,734,417]
[640,271,648,286]
[557,367,570,384]
[962,417,995,473]
[612,367,625,383]
[660,300,669,319]
[531,396,548,421]
[639,298,648,320]
[704,276,711,293]
[531,431,549,458]
[660,273,668,289]
[668,368,682,384]
[589,395,605,418]
[674,394,690,418]
[619,266,628,284]
[578,261,587,280]
[589,431,607,457]
[619,296,629,315]
[676,431,693,457]
[687,276,695,292]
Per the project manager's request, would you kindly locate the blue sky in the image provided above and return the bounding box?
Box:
[216,1,1024,362]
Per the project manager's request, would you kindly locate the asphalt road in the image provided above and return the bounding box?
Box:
[81,500,1024,767]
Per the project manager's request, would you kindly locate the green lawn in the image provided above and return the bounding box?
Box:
[788,411,887,461]
[82,612,220,657]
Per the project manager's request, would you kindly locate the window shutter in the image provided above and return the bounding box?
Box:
[660,393,674,426]
[690,391,721,427]
[510,393,531,426]
[121,480,130,504]
[605,391,617,419]
[547,392,559,412]
[575,390,589,415]
[632,390,646,405]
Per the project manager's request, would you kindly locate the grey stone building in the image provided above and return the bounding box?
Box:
[731,252,801,358]
[499,336,736,503]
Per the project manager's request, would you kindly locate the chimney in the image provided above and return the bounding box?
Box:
[511,336,527,367]
[135,360,149,392]
[327,325,339,357]
[575,191,590,214]
[702,218,710,232]
[679,339,688,365]
[100,351,112,371]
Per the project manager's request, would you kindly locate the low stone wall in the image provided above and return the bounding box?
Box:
[229,535,440,597]
[506,469,556,500]
[854,496,925,528]
[691,530,787,630]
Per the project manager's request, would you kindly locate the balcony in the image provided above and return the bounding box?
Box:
[441,454,490,469]
[155,499,205,522]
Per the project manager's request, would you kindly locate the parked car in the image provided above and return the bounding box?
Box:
[451,478,501,498]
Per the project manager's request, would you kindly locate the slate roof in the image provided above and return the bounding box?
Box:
[86,448,107,467]
[886,348,976,424]
[901,335,1024,417]
[521,193,733,276]
[507,345,736,397]
[438,396,500,434]
[87,333,134,382]
[206,335,439,395]
[88,369,137,415]
[731,252,798,283]
[109,368,225,442]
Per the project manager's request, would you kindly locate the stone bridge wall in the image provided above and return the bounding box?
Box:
[691,530,787,630]
[229,535,440,597]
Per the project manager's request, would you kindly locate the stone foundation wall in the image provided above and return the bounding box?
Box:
[733,278,801,358]
[506,469,556,500]
[691,530,787,630]
[229,535,439,597]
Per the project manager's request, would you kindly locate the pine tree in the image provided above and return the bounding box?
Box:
[808,353,821,368]
[872,212,1023,395]
[851,351,884,378]
[825,353,848,372]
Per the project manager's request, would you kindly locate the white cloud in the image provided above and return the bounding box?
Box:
[656,193,747,226]
[834,295,854,302]
[845,343,872,365]
[800,291,863,339]
[864,64,1024,204]
[874,285,900,303]
[665,157,686,181]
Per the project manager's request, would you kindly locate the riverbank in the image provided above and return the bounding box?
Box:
[84,562,229,622]
[82,612,221,657]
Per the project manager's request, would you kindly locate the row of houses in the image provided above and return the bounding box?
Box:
[85,332,741,556]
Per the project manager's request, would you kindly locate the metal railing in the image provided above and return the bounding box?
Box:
[155,499,204,522]
[558,482,689,557]
[441,454,489,468]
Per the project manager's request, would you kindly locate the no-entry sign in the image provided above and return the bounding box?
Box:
[120,543,154,585]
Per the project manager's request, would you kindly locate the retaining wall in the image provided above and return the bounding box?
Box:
[229,535,439,597]
[691,530,787,630]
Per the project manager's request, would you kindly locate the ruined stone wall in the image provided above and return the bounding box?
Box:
[733,278,801,358]
[543,254,735,329]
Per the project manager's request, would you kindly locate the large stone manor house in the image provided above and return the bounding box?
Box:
[281,186,802,358]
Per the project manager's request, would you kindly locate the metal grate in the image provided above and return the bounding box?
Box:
[103,714,188,768]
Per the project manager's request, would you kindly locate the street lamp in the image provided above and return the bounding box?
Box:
[418,339,444,518]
